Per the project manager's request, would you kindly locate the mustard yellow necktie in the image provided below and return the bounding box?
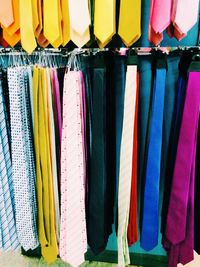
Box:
[36,0,49,48]
[68,0,91,47]
[19,0,37,53]
[118,0,141,46]
[94,0,116,48]
[61,0,70,46]
[0,0,14,28]
[51,0,63,48]
[43,0,62,48]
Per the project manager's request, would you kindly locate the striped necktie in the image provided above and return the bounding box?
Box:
[8,67,39,251]
[118,64,137,267]
[0,72,20,251]
[60,70,87,267]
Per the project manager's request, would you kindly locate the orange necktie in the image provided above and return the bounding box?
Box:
[0,0,14,28]
[127,72,139,246]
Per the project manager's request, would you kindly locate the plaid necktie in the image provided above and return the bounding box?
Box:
[0,71,19,251]
[8,67,39,251]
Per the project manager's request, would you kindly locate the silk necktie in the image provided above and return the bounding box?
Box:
[68,0,91,47]
[0,73,20,251]
[60,70,87,267]
[43,0,62,47]
[127,72,139,246]
[169,0,199,40]
[94,0,116,48]
[19,0,37,53]
[61,0,70,46]
[165,71,200,267]
[118,0,141,46]
[0,0,14,28]
[149,0,172,45]
[118,64,137,267]
[141,60,167,251]
[8,67,39,251]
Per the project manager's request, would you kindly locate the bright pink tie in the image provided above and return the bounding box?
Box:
[60,70,87,267]
[149,0,172,45]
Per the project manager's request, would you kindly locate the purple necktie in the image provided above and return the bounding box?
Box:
[164,71,200,267]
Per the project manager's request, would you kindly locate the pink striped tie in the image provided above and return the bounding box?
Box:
[60,70,87,267]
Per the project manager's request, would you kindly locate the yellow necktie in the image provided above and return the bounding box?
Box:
[61,0,70,46]
[118,0,141,46]
[33,67,49,250]
[94,0,116,48]
[40,69,58,264]
[43,0,62,47]
[68,0,91,47]
[36,0,49,47]
[0,0,14,28]
[51,0,63,48]
[19,0,37,53]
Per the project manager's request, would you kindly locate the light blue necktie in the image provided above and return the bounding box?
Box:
[141,62,167,251]
[0,73,19,251]
[8,67,39,251]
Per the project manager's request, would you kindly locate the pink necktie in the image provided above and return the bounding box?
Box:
[0,0,14,28]
[60,70,87,267]
[167,0,199,40]
[149,0,172,45]
[164,71,200,267]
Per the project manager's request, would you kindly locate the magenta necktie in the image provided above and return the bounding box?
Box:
[164,71,200,267]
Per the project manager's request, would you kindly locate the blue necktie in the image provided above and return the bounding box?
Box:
[0,73,19,251]
[141,61,167,251]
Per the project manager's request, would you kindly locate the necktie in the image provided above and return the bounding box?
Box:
[61,0,70,46]
[8,67,39,251]
[127,72,139,246]
[165,71,200,267]
[169,0,199,40]
[19,0,37,53]
[0,73,20,251]
[118,0,141,46]
[141,60,167,251]
[60,70,87,267]
[118,64,137,267]
[149,0,172,45]
[36,0,49,47]
[68,0,91,47]
[0,0,14,28]
[94,0,116,48]
[43,0,62,47]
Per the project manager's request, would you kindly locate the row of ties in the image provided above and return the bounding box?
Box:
[0,0,199,54]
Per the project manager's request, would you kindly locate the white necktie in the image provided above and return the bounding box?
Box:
[118,65,137,267]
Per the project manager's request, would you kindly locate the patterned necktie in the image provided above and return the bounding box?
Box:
[165,71,200,267]
[60,70,87,267]
[149,0,172,45]
[8,67,39,251]
[141,60,167,251]
[118,64,137,267]
[68,0,91,47]
[118,0,141,46]
[0,72,20,251]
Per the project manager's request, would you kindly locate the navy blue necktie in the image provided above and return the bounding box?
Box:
[141,60,167,251]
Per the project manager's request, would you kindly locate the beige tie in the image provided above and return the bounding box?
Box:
[68,0,91,47]
[118,65,137,267]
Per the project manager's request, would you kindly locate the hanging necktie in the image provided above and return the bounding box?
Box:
[0,0,14,28]
[167,0,199,40]
[141,56,167,251]
[0,72,20,251]
[118,63,137,267]
[61,0,70,46]
[19,0,37,53]
[68,0,91,47]
[8,67,39,251]
[94,0,116,48]
[2,0,20,47]
[149,0,172,45]
[43,0,62,48]
[60,70,87,267]
[127,71,139,246]
[118,0,141,46]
